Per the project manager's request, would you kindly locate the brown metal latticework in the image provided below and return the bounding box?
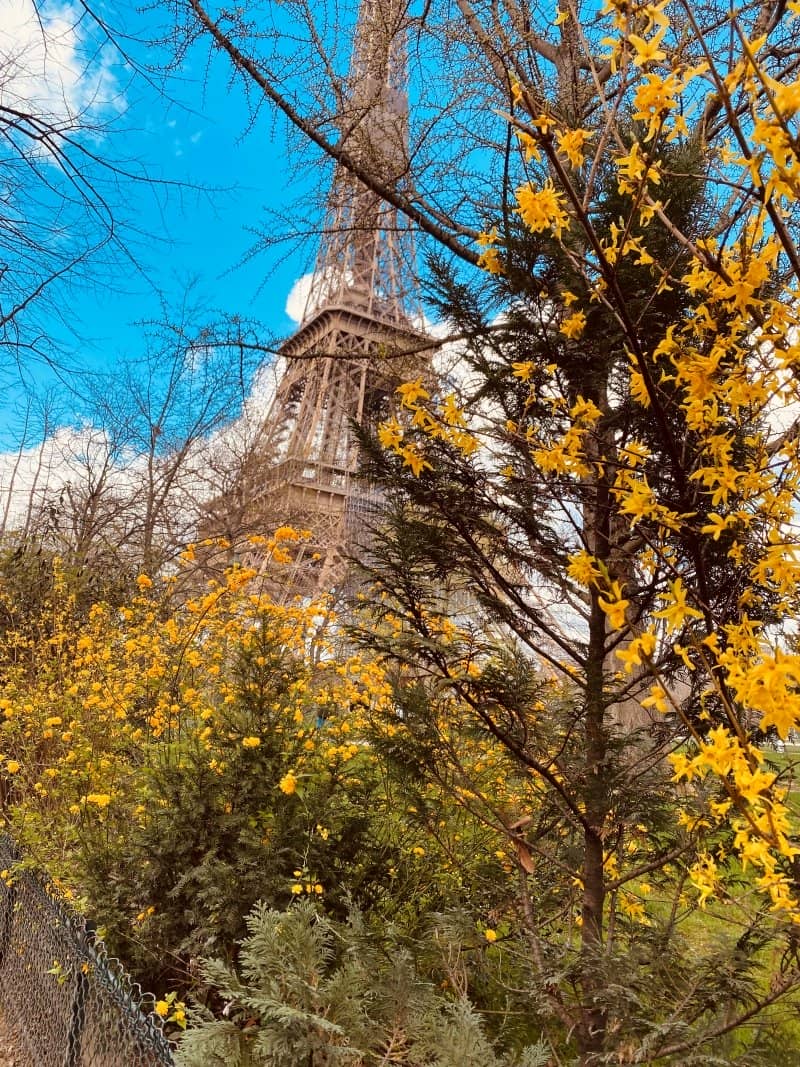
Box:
[233,0,430,593]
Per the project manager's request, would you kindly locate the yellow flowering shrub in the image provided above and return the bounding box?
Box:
[0,544,417,990]
[0,541,529,1002]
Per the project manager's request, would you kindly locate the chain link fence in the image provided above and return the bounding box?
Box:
[0,834,174,1067]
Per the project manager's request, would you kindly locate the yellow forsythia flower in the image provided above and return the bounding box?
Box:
[478,247,504,274]
[396,378,430,408]
[273,526,301,542]
[597,582,630,629]
[515,179,569,237]
[241,736,261,748]
[279,771,298,795]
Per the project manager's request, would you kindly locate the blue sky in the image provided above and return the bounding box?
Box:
[71,64,311,350]
[1,0,322,439]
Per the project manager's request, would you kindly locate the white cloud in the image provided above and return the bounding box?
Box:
[0,423,138,531]
[285,272,315,323]
[0,0,119,129]
[285,269,378,324]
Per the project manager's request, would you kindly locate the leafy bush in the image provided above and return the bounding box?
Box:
[175,900,552,1067]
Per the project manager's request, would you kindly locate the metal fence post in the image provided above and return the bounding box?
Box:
[0,881,17,971]
[65,961,88,1067]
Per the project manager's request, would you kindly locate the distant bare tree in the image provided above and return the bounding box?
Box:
[0,391,62,538]
[12,298,263,575]
[162,0,800,271]
[0,1,163,379]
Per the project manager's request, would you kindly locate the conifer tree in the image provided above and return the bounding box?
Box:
[345,21,800,1066]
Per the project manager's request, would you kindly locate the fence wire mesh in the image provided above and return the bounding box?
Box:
[0,834,174,1067]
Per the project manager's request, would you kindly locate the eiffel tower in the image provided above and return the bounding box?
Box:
[228,0,429,592]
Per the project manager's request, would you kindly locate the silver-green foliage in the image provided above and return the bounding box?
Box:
[175,901,550,1067]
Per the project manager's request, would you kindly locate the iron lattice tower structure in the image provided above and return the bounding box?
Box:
[241,0,429,591]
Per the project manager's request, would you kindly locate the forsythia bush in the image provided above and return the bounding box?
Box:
[0,535,402,989]
[0,537,525,1007]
